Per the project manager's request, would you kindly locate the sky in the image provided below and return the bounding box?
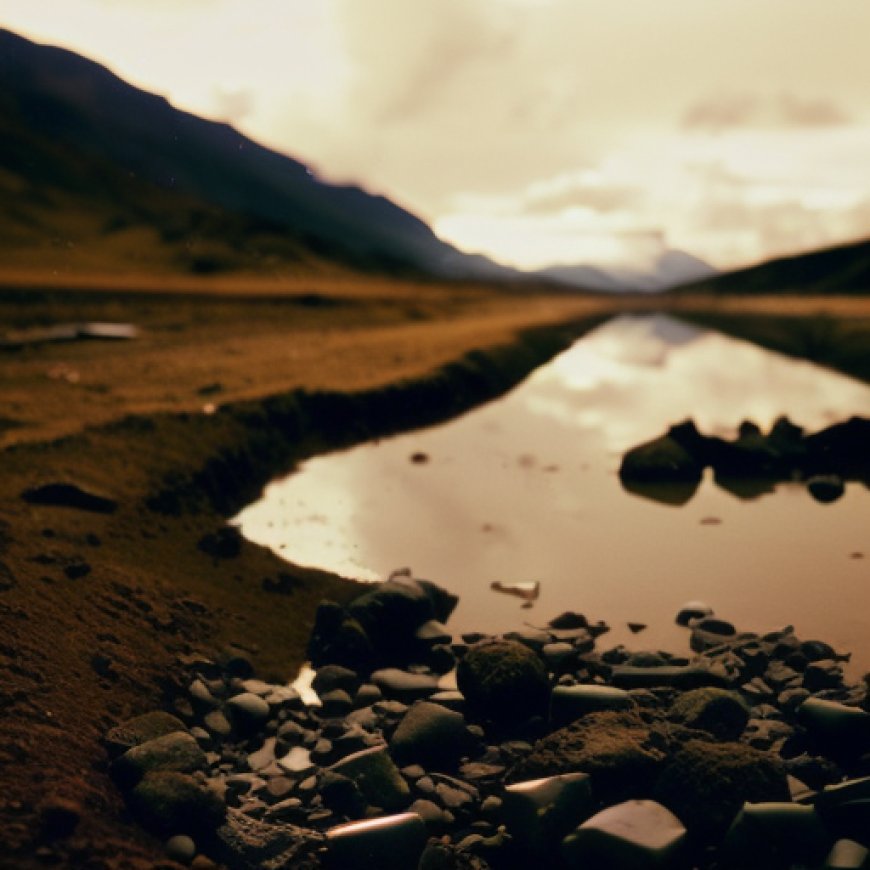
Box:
[3,0,870,271]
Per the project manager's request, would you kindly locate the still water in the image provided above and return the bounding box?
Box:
[235,315,870,667]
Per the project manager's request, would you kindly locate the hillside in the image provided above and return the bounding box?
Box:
[675,237,870,296]
[0,28,511,281]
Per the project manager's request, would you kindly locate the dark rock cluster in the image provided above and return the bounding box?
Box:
[619,415,870,504]
[106,576,870,868]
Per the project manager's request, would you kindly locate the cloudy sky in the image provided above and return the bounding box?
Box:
[4,0,870,271]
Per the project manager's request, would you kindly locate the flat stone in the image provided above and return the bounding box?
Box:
[329,745,410,812]
[611,664,726,690]
[722,802,831,868]
[104,712,188,758]
[325,813,427,870]
[277,746,313,776]
[203,710,232,740]
[798,698,870,756]
[21,481,118,513]
[370,669,440,702]
[247,737,277,772]
[503,772,593,858]
[550,685,635,727]
[562,799,687,869]
[822,839,870,869]
[227,692,270,721]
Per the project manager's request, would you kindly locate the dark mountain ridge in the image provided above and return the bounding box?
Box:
[674,237,870,295]
[0,28,512,279]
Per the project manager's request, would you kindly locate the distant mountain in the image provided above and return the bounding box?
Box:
[673,237,870,295]
[536,249,718,293]
[0,28,513,280]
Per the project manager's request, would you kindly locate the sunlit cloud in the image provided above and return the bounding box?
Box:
[683,92,852,131]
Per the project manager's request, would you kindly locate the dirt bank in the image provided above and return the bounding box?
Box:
[0,279,613,868]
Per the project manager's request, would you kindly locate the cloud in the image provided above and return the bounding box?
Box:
[683,92,852,131]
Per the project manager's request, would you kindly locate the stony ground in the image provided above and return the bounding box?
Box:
[2,274,870,868]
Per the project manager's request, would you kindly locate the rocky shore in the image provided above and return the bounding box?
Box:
[102,572,870,869]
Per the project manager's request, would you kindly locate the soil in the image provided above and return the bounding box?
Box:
[1,271,869,868]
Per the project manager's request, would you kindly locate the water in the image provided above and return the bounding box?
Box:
[235,315,870,667]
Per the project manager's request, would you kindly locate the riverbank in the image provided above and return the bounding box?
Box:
[0,277,613,868]
[2,278,869,867]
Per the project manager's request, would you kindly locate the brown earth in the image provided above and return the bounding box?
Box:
[2,272,870,868]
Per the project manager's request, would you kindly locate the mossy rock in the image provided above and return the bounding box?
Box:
[103,711,188,758]
[654,739,789,839]
[129,771,225,835]
[669,688,750,741]
[456,639,549,726]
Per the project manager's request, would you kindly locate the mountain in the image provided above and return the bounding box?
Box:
[0,28,513,280]
[536,249,718,293]
[673,237,870,295]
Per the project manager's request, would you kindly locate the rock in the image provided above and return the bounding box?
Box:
[227,692,271,732]
[104,711,188,757]
[561,799,687,870]
[319,770,367,818]
[218,648,254,679]
[390,701,476,768]
[21,481,118,513]
[129,771,225,835]
[313,665,361,697]
[549,685,635,727]
[619,431,705,484]
[203,710,232,740]
[675,601,714,626]
[416,620,452,647]
[808,475,846,503]
[456,639,549,726]
[509,711,665,803]
[690,617,737,652]
[502,772,593,858]
[307,602,375,670]
[370,668,440,702]
[247,737,277,772]
[815,777,870,847]
[798,698,870,757]
[654,739,790,839]
[197,526,243,559]
[721,802,831,869]
[320,689,353,717]
[669,687,750,740]
[611,664,726,690]
[165,834,197,864]
[277,746,314,776]
[821,839,870,869]
[112,731,207,790]
[325,813,427,870]
[214,808,323,870]
[329,745,410,812]
[804,416,870,476]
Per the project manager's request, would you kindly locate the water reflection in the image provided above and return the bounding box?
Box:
[235,315,870,666]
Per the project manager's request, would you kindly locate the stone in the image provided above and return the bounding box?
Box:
[654,739,790,839]
[416,619,452,647]
[721,802,831,869]
[669,687,750,740]
[227,693,270,732]
[561,799,687,869]
[619,432,705,484]
[815,777,870,847]
[203,710,232,740]
[822,839,870,869]
[214,808,323,870]
[808,474,846,503]
[247,737,277,772]
[313,665,361,697]
[129,772,225,835]
[277,746,314,776]
[456,638,550,726]
[509,711,665,803]
[409,798,447,827]
[319,770,367,818]
[104,712,188,758]
[112,732,207,790]
[329,745,410,812]
[502,772,593,858]
[611,664,726,690]
[354,684,383,708]
[690,617,738,653]
[370,668,440,702]
[165,834,197,864]
[390,701,475,768]
[319,689,353,717]
[549,685,635,727]
[798,698,870,757]
[21,481,118,513]
[675,601,714,626]
[325,813,427,870]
